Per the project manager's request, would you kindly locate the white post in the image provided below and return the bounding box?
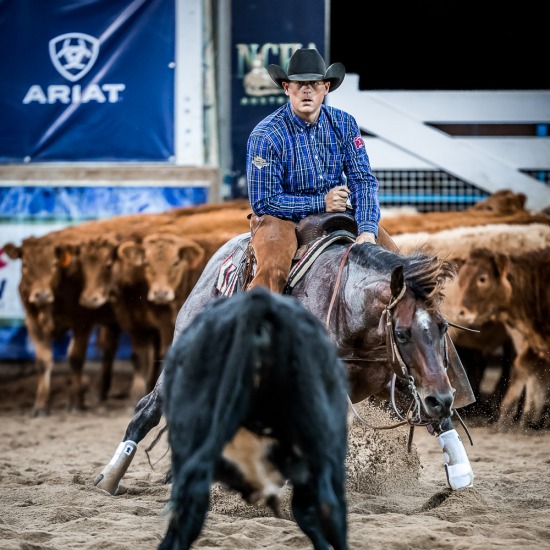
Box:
[175,0,204,165]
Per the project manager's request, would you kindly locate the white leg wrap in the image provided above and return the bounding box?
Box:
[94,440,137,495]
[437,429,474,491]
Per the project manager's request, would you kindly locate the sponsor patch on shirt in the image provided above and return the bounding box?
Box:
[354,136,365,149]
[252,156,269,169]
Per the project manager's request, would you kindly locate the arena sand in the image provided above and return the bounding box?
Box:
[0,363,549,549]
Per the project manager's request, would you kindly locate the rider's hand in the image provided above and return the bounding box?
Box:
[355,232,376,245]
[325,185,350,212]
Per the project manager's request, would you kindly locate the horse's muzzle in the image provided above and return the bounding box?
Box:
[423,392,454,420]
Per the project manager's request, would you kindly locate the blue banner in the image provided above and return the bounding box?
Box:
[230,0,327,197]
[0,0,175,162]
[0,185,207,360]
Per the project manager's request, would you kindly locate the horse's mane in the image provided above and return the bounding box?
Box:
[348,244,457,307]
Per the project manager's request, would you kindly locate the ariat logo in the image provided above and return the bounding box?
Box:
[22,32,125,105]
[49,33,100,82]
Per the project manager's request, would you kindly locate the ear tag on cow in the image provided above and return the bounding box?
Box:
[59,251,72,268]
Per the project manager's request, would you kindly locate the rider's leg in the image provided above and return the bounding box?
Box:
[247,215,297,294]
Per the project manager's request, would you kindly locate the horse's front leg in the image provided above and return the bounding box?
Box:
[93,373,165,494]
[430,417,474,491]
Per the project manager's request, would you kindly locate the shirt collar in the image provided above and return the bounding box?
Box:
[287,103,326,131]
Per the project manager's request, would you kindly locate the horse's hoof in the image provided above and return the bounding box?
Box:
[32,408,50,418]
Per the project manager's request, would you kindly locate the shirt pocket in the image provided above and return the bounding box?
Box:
[323,152,344,182]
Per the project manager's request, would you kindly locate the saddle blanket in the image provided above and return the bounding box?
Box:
[216,236,252,297]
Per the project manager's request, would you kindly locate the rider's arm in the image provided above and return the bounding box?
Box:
[338,113,381,236]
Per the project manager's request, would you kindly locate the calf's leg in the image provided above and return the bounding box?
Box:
[158,460,213,550]
[26,319,54,417]
[67,324,93,411]
[95,323,120,403]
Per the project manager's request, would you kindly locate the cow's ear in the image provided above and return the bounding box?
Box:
[55,245,74,268]
[2,243,21,259]
[491,252,509,278]
[489,251,514,298]
[390,265,405,298]
[179,242,205,269]
[118,241,144,265]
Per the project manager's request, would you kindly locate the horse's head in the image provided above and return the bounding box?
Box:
[386,264,455,422]
[339,244,460,425]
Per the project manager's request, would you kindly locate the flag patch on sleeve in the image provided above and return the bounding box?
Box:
[354,136,365,149]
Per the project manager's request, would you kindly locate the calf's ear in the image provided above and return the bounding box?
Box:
[2,243,22,259]
[178,242,205,269]
[491,252,509,278]
[118,241,144,265]
[55,245,75,268]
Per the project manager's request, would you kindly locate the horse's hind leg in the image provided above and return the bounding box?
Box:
[93,374,165,494]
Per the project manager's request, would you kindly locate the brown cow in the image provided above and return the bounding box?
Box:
[392,222,550,414]
[112,233,205,401]
[3,235,119,416]
[76,230,237,403]
[450,247,550,430]
[155,207,251,236]
[393,223,550,262]
[72,198,250,236]
[381,190,550,236]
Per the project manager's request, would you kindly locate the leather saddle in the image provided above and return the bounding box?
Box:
[216,212,359,297]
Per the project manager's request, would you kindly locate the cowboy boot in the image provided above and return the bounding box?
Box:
[248,215,297,293]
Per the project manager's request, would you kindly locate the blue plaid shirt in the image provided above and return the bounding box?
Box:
[246,103,380,235]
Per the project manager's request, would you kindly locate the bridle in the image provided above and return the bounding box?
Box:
[326,244,473,450]
[384,282,433,428]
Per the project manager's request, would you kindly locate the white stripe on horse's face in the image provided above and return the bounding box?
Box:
[415,308,432,331]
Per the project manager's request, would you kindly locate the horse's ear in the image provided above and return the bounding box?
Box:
[390,265,405,297]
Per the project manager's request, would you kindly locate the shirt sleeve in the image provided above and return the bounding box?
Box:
[340,114,381,235]
[246,131,325,219]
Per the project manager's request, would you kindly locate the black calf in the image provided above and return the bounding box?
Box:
[159,287,349,550]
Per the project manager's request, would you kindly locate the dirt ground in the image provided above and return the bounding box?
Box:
[0,360,549,550]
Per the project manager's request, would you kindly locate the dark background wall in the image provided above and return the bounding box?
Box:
[330,0,548,90]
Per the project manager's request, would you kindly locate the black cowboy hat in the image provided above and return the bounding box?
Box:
[267,48,345,93]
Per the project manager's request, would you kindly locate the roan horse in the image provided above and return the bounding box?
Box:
[94,226,475,500]
[159,287,349,550]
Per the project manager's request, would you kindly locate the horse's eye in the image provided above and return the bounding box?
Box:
[478,274,488,285]
[395,329,410,344]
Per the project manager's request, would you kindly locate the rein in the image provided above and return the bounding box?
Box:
[325,246,429,444]
[325,244,353,331]
[304,237,474,450]
[330,249,473,450]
